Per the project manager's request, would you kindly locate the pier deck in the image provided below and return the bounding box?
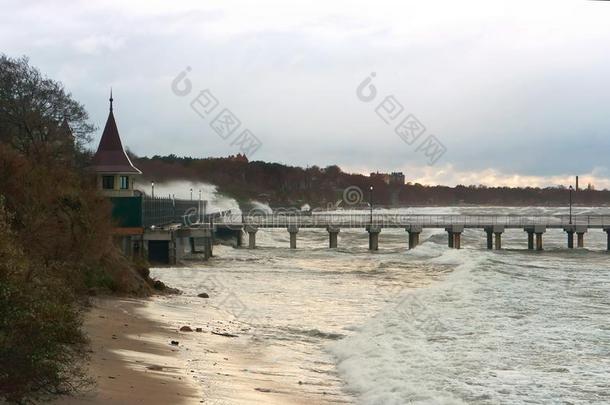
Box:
[216,214,610,229]
[212,213,610,251]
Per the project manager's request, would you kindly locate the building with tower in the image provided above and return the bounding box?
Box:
[88,92,215,264]
[89,92,145,258]
[91,91,142,197]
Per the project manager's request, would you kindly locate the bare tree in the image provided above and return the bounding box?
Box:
[0,54,95,155]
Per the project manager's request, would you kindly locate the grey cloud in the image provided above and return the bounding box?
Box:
[1,0,609,185]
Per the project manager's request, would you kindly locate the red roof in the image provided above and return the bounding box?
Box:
[91,94,141,174]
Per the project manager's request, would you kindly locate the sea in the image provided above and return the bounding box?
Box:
[149,206,610,404]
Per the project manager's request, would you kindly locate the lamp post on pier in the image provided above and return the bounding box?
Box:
[190,188,193,201]
[151,181,155,198]
[198,190,202,223]
[570,186,574,225]
[369,186,374,225]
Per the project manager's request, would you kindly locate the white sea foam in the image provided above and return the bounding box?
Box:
[330,246,485,404]
[144,180,241,212]
[329,222,610,404]
[249,200,273,214]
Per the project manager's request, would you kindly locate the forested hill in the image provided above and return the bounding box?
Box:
[133,154,609,207]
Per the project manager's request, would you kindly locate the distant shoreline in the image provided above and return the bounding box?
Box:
[133,155,609,208]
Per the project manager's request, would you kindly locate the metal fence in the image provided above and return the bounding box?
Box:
[142,196,231,227]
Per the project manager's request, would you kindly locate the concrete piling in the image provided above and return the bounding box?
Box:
[495,232,502,250]
[454,232,461,249]
[245,225,258,249]
[485,225,504,250]
[369,232,379,250]
[408,232,420,249]
[406,225,422,250]
[366,225,381,251]
[527,231,534,250]
[535,233,543,251]
[567,231,574,248]
[235,230,243,248]
[565,225,586,249]
[204,237,212,259]
[327,226,340,248]
[577,232,585,248]
[525,226,545,251]
[445,225,463,249]
[576,225,587,248]
[288,226,299,249]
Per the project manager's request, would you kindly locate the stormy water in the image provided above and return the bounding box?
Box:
[149,205,610,404]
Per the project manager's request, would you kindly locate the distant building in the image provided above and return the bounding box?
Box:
[90,91,142,197]
[389,172,405,185]
[370,171,405,185]
[370,171,390,184]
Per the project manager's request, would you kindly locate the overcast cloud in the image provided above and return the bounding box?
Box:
[1,0,610,187]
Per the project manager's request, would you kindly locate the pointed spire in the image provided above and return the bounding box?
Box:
[60,116,74,139]
[91,91,141,175]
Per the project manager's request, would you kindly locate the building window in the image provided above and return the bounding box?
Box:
[102,176,115,189]
[120,176,129,190]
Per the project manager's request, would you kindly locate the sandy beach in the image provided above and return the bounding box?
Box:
[52,294,320,405]
[139,294,329,405]
[53,297,202,405]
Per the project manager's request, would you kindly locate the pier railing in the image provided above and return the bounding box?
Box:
[142,196,231,227]
[214,213,610,229]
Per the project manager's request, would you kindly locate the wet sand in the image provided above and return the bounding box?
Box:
[53,297,202,405]
[140,295,330,404]
[53,295,321,405]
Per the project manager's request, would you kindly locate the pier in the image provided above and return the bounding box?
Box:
[214,213,610,251]
[88,94,608,262]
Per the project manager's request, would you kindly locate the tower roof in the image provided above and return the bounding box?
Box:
[59,116,74,139]
[91,91,141,174]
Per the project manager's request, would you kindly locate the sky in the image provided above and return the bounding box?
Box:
[1,0,610,188]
